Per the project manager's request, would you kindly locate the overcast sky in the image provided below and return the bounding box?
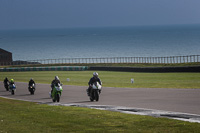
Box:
[0,0,200,30]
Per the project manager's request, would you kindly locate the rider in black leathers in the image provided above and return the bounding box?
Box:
[29,78,36,89]
[87,72,102,96]
[4,77,9,84]
[4,77,9,90]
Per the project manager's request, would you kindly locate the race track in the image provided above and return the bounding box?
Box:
[1,82,200,116]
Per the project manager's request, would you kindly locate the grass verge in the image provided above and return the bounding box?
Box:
[1,71,200,88]
[0,97,200,132]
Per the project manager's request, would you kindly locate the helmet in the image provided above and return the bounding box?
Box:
[10,79,14,83]
[30,78,33,80]
[55,76,59,80]
[93,72,98,78]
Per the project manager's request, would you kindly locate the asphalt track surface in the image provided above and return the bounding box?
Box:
[1,82,200,122]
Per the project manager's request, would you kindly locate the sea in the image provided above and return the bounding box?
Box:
[0,24,200,61]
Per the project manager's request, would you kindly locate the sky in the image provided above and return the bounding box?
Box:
[0,0,200,30]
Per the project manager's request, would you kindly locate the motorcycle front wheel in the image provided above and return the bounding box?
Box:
[90,97,94,102]
[30,88,35,95]
[11,90,15,95]
[56,93,60,102]
[5,85,9,91]
[90,90,96,102]
[52,98,56,102]
[30,90,34,95]
[94,90,99,101]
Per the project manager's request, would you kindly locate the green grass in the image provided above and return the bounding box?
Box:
[0,97,200,132]
[1,71,200,88]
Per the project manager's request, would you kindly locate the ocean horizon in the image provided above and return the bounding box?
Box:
[0,24,200,61]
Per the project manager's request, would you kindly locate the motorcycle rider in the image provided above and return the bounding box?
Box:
[28,78,36,90]
[4,77,9,90]
[87,72,102,96]
[9,79,15,89]
[10,79,15,85]
[51,76,61,93]
[4,77,9,85]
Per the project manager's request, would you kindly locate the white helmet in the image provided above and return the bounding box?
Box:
[93,72,98,78]
[55,76,59,80]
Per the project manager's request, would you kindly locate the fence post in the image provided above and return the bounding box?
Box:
[184,56,186,63]
[180,56,182,63]
[152,57,154,64]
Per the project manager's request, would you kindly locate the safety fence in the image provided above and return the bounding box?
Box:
[0,55,200,66]
[1,65,199,72]
[0,66,88,72]
[90,66,200,73]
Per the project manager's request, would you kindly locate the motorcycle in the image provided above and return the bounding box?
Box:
[28,83,35,95]
[4,81,9,91]
[50,83,63,102]
[9,83,16,95]
[89,82,102,102]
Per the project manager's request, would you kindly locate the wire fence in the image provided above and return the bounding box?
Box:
[1,55,200,66]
